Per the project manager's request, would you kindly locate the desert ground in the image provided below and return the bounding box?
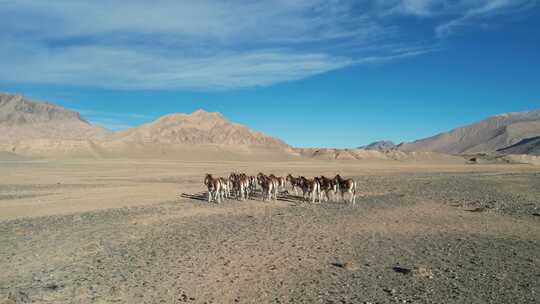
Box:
[1,158,539,304]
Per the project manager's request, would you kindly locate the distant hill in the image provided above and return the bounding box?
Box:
[1,91,539,162]
[399,110,540,154]
[110,110,289,148]
[358,140,397,151]
[295,147,463,162]
[0,92,293,159]
[0,93,110,141]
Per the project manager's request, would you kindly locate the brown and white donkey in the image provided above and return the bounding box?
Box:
[204,173,223,203]
[333,174,357,204]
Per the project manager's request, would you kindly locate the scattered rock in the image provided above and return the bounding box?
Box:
[178,293,188,302]
[383,288,396,295]
[392,266,412,275]
[331,261,358,271]
[467,207,486,213]
[6,291,29,304]
[44,283,61,291]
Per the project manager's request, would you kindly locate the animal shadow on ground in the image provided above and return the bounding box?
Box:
[180,189,304,204]
[180,189,351,206]
[276,191,304,203]
[180,192,208,202]
[466,207,487,213]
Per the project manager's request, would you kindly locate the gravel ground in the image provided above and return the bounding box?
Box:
[1,171,539,303]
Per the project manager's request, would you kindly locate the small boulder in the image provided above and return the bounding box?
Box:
[331,261,358,271]
[392,266,412,275]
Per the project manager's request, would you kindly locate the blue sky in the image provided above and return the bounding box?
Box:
[1,0,539,148]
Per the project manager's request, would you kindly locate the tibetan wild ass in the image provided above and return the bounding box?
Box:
[204,173,222,203]
[257,173,277,201]
[269,174,286,192]
[300,176,321,204]
[333,174,357,204]
[318,175,338,202]
[286,174,303,196]
[229,172,250,201]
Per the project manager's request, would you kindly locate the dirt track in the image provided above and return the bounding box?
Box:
[1,160,539,303]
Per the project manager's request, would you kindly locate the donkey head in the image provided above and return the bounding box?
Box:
[204,173,213,186]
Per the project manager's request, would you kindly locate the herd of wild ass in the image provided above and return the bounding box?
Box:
[204,172,357,205]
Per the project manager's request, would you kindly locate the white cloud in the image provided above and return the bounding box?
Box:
[385,0,440,16]
[379,0,535,37]
[0,0,535,90]
[0,43,353,89]
[435,0,534,37]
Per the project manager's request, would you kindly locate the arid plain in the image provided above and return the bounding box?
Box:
[2,157,539,304]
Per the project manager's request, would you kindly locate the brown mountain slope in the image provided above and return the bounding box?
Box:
[110,110,290,148]
[295,148,463,162]
[399,109,540,154]
[0,93,294,159]
[358,140,397,151]
[0,93,110,141]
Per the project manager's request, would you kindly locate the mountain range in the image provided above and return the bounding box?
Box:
[0,92,295,159]
[398,110,540,155]
[1,92,539,159]
[0,93,110,141]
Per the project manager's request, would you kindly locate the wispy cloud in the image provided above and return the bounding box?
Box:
[1,44,354,90]
[435,0,535,38]
[380,0,535,37]
[0,0,535,90]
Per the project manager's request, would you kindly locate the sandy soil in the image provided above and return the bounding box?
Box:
[1,158,539,303]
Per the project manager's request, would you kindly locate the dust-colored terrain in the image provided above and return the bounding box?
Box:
[1,158,539,304]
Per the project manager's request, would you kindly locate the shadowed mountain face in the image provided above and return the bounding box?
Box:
[497,136,540,156]
[398,110,540,154]
[358,140,397,151]
[0,93,110,141]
